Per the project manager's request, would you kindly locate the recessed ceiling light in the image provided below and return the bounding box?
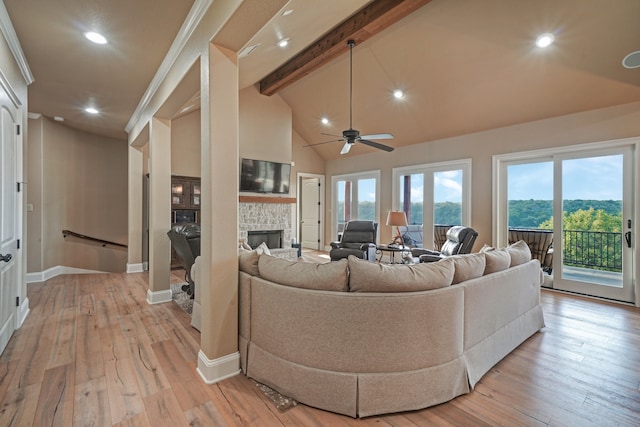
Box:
[321,117,329,125]
[282,9,294,16]
[84,31,108,45]
[278,38,290,48]
[393,89,405,99]
[85,107,99,115]
[622,50,640,69]
[535,33,554,48]
[53,116,64,122]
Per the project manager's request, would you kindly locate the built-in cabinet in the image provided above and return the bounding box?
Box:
[171,175,201,269]
[171,175,201,223]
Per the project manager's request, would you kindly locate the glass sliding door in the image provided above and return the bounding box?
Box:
[496,143,635,303]
[553,150,633,302]
[434,170,463,226]
[393,160,471,250]
[332,171,380,242]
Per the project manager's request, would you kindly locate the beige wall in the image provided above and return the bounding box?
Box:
[291,128,325,193]
[324,101,640,248]
[26,117,43,273]
[239,85,292,165]
[171,110,201,177]
[27,116,129,273]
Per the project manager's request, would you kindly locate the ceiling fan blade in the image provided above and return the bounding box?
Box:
[303,138,343,148]
[359,139,395,152]
[320,132,342,138]
[360,133,394,140]
[340,141,353,155]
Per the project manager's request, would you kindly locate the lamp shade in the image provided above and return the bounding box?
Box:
[386,211,408,227]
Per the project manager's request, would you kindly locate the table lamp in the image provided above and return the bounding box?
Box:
[386,211,408,247]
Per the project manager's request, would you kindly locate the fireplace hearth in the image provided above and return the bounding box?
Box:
[247,230,283,249]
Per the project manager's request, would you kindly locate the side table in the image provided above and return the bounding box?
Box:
[376,244,414,264]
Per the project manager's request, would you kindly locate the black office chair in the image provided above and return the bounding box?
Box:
[329,220,378,261]
[411,226,478,262]
[167,223,201,297]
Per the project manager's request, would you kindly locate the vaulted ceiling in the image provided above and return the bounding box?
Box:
[5,0,640,160]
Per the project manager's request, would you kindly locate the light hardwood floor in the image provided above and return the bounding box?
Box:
[1,260,639,426]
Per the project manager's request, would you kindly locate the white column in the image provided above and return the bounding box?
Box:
[147,117,172,303]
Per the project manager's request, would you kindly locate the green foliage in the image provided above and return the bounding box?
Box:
[539,207,623,272]
[539,208,622,232]
[509,199,621,229]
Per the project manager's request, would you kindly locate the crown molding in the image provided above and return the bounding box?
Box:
[0,1,34,85]
[125,0,212,134]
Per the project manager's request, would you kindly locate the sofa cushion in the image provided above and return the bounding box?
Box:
[506,240,532,266]
[480,245,511,274]
[258,255,349,291]
[238,249,260,276]
[450,253,486,284]
[348,256,454,292]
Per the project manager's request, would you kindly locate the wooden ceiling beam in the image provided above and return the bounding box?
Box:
[259,0,432,96]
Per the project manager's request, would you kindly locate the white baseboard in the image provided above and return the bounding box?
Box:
[26,265,107,283]
[17,297,29,328]
[126,263,145,273]
[146,288,172,305]
[197,350,240,384]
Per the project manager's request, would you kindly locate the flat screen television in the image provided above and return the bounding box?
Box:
[240,158,291,194]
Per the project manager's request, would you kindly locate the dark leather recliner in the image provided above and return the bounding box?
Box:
[411,226,478,262]
[330,220,378,261]
[167,222,201,297]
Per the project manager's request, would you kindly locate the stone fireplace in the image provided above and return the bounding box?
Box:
[238,200,293,249]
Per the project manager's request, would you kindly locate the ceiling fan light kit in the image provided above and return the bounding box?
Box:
[304,39,395,155]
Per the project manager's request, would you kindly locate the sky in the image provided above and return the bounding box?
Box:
[339,154,623,204]
[508,154,623,200]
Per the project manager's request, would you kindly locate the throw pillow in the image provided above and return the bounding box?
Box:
[255,242,271,256]
[482,248,511,274]
[450,253,486,284]
[348,256,454,292]
[258,255,349,291]
[506,240,532,266]
[238,250,260,276]
[238,239,252,251]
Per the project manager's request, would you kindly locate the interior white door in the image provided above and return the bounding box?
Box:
[0,100,19,355]
[300,177,320,249]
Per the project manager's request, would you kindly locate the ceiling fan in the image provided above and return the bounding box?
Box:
[305,40,394,155]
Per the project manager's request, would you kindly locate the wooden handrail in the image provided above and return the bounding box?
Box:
[62,229,127,248]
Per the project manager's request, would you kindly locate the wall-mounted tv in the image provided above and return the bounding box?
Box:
[240,158,291,194]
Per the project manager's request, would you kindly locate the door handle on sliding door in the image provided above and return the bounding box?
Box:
[625,231,631,248]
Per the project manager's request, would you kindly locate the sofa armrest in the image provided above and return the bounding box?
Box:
[419,253,443,263]
[411,248,439,257]
[330,241,341,249]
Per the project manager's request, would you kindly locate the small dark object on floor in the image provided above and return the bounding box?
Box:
[254,381,297,412]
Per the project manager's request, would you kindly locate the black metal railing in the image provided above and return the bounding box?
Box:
[562,230,622,272]
[62,229,128,248]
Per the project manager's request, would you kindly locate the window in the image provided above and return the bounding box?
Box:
[332,170,380,240]
[393,160,471,248]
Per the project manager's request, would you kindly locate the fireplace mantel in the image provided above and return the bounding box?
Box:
[239,195,296,204]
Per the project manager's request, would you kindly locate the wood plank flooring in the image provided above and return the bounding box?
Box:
[0,260,639,426]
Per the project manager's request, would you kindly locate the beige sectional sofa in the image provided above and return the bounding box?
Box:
[237,241,545,418]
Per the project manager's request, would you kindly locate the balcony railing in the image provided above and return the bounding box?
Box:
[562,229,622,272]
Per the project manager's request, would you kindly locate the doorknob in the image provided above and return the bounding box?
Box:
[0,253,11,263]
